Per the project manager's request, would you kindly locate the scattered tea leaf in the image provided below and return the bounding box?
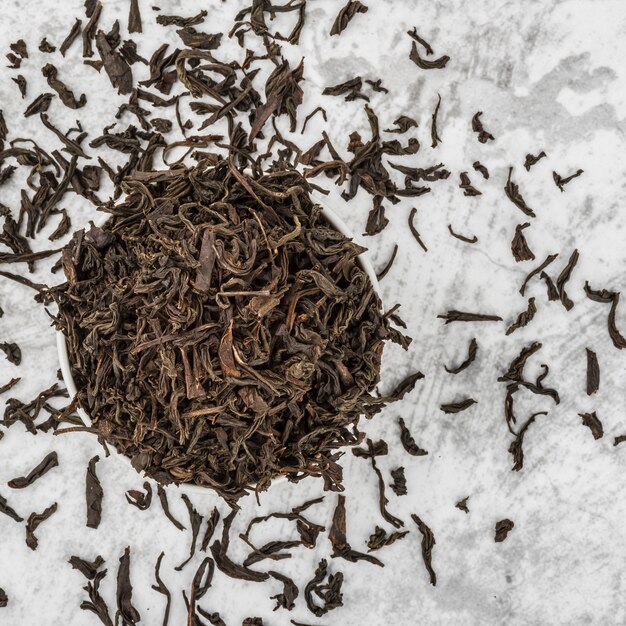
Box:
[459,171,481,196]
[455,497,469,513]
[117,546,141,626]
[511,223,535,262]
[0,342,21,365]
[411,514,436,585]
[553,168,583,192]
[509,411,547,471]
[504,167,535,217]
[444,338,478,374]
[430,94,442,148]
[125,481,152,510]
[579,411,603,440]
[304,559,343,616]
[26,502,58,550]
[524,151,546,171]
[8,451,58,488]
[86,455,103,529]
[409,41,449,69]
[519,253,558,296]
[376,244,398,281]
[471,112,494,143]
[330,1,368,36]
[495,519,514,542]
[175,494,203,571]
[438,311,502,324]
[505,297,537,336]
[440,398,476,414]
[586,348,599,396]
[0,492,23,522]
[584,281,626,349]
[390,467,407,496]
[367,526,409,552]
[408,207,427,251]
[472,160,489,179]
[407,27,433,54]
[398,417,428,456]
[447,224,478,243]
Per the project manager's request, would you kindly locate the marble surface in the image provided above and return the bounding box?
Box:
[1,0,626,624]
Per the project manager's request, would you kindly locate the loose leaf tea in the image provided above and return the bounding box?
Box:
[175,494,203,571]
[390,467,407,496]
[447,224,478,244]
[385,116,418,134]
[200,507,220,552]
[511,223,535,262]
[398,417,428,456]
[60,18,82,57]
[409,42,449,70]
[69,555,106,580]
[157,484,185,531]
[471,112,494,143]
[459,172,481,196]
[128,0,142,33]
[8,451,58,488]
[555,249,579,311]
[509,411,547,471]
[455,497,469,513]
[430,94,442,148]
[553,168,583,192]
[117,546,141,626]
[584,281,626,349]
[586,348,599,396]
[376,244,399,280]
[41,63,87,109]
[445,338,478,374]
[304,559,343,617]
[495,519,514,542]
[411,514,436,586]
[26,502,58,550]
[524,151,546,171]
[440,398,477,414]
[367,526,409,552]
[579,411,603,440]
[0,588,7,608]
[125,482,152,510]
[505,167,535,217]
[505,298,537,336]
[614,436,626,447]
[0,342,21,365]
[520,253,558,296]
[438,311,502,324]
[408,208,427,252]
[329,495,383,566]
[86,455,103,529]
[472,160,489,179]
[53,161,400,498]
[151,552,171,626]
[330,1,368,36]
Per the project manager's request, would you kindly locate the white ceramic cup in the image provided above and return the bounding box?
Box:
[57,198,382,496]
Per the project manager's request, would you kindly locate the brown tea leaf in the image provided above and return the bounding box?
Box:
[411,514,436,585]
[495,518,514,542]
[579,411,603,440]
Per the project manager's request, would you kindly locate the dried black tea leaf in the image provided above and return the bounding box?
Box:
[0,342,21,365]
[330,1,368,36]
[455,497,469,513]
[0,493,23,522]
[555,249,579,311]
[505,297,536,335]
[407,27,433,54]
[445,338,478,374]
[151,552,171,626]
[304,559,343,616]
[509,411,547,471]
[243,617,263,625]
[86,455,103,529]
[459,171,481,196]
[125,482,152,510]
[365,78,388,93]
[26,502,58,550]
[128,0,142,33]
[0,588,8,608]
[96,30,133,95]
[409,41,449,69]
[365,438,404,528]
[519,253,559,296]
[60,18,82,56]
[472,112,494,143]
[584,281,626,349]
[185,556,215,625]
[495,519,514,542]
[505,167,535,217]
[553,168,583,192]
[24,93,55,117]
[614,436,626,447]
[11,75,26,98]
[398,417,428,456]
[367,526,409,552]
[156,485,185,531]
[438,311,502,324]
[440,398,476,414]
[411,514,436,585]
[156,9,207,27]
[473,160,489,179]
[49,210,72,241]
[69,555,106,580]
[498,341,542,383]
[364,196,389,236]
[39,38,56,53]
[376,243,398,281]
[430,94,442,148]
[0,378,21,396]
[8,451,58,488]
[579,411,603,440]
[200,507,220,552]
[175,494,203,571]
[6,53,22,69]
[390,467,406,496]
[390,162,449,181]
[511,223,535,262]
[352,439,388,458]
[447,224,477,244]
[10,39,28,59]
[117,546,140,626]
[268,570,299,611]
[176,28,223,51]
[586,348,599,396]
[540,271,559,301]
[388,371,424,401]
[300,106,327,134]
[329,495,383,566]
[385,115,418,134]
[408,207,427,252]
[524,151,546,171]
[42,63,87,109]
[322,76,368,102]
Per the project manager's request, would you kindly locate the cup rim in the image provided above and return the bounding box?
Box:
[57,197,382,496]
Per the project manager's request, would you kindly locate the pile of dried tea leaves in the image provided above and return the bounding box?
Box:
[51,160,408,498]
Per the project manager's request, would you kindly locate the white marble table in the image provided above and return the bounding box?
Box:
[1,1,626,624]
